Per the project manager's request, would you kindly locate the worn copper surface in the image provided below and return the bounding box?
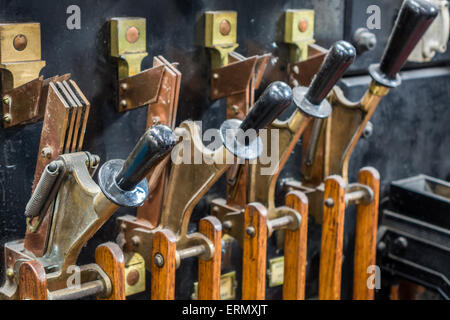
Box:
[118,64,165,111]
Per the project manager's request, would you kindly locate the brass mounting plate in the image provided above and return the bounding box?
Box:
[284,9,315,44]
[205,11,237,47]
[191,271,237,300]
[124,252,146,296]
[0,23,42,63]
[110,17,148,79]
[267,256,285,287]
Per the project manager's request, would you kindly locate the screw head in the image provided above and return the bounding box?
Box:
[120,83,128,91]
[120,99,128,108]
[219,19,232,36]
[223,221,232,231]
[212,73,219,80]
[126,26,140,44]
[246,226,256,237]
[13,34,27,51]
[3,95,11,105]
[325,198,335,208]
[152,117,161,125]
[131,236,140,247]
[154,253,165,268]
[298,19,308,32]
[41,147,53,159]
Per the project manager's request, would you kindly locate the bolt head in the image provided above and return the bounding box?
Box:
[13,34,27,51]
[223,221,232,231]
[154,253,165,268]
[325,198,335,208]
[212,73,219,80]
[3,113,11,123]
[120,83,128,91]
[131,236,140,247]
[246,226,256,237]
[120,100,128,108]
[6,268,14,278]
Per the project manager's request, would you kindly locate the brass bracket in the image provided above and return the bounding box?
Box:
[284,9,316,63]
[205,11,239,69]
[0,23,48,128]
[110,17,167,112]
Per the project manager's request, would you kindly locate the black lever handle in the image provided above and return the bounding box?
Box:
[305,41,356,105]
[372,0,438,86]
[239,81,293,133]
[99,125,176,207]
[116,125,176,191]
[221,81,292,160]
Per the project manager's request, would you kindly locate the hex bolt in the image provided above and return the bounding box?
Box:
[152,117,161,125]
[154,253,165,268]
[246,226,256,237]
[2,95,11,105]
[131,236,141,247]
[325,198,335,208]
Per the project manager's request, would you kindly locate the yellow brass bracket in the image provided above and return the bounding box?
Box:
[284,9,315,63]
[129,121,234,269]
[110,17,148,80]
[205,11,239,68]
[0,23,46,128]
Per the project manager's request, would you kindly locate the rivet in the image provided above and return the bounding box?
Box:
[325,198,335,208]
[212,73,219,80]
[246,226,256,237]
[120,100,128,108]
[219,19,231,36]
[13,34,27,51]
[126,26,140,44]
[223,221,232,231]
[120,83,128,91]
[3,95,11,105]
[154,253,165,268]
[298,19,308,33]
[292,65,300,75]
[131,236,141,247]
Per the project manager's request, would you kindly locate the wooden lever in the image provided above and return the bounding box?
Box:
[319,167,380,300]
[16,243,125,300]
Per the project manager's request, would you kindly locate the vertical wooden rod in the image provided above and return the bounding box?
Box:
[198,216,222,300]
[242,203,268,300]
[353,167,380,300]
[283,191,309,300]
[319,175,346,300]
[95,242,126,300]
[151,229,177,300]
